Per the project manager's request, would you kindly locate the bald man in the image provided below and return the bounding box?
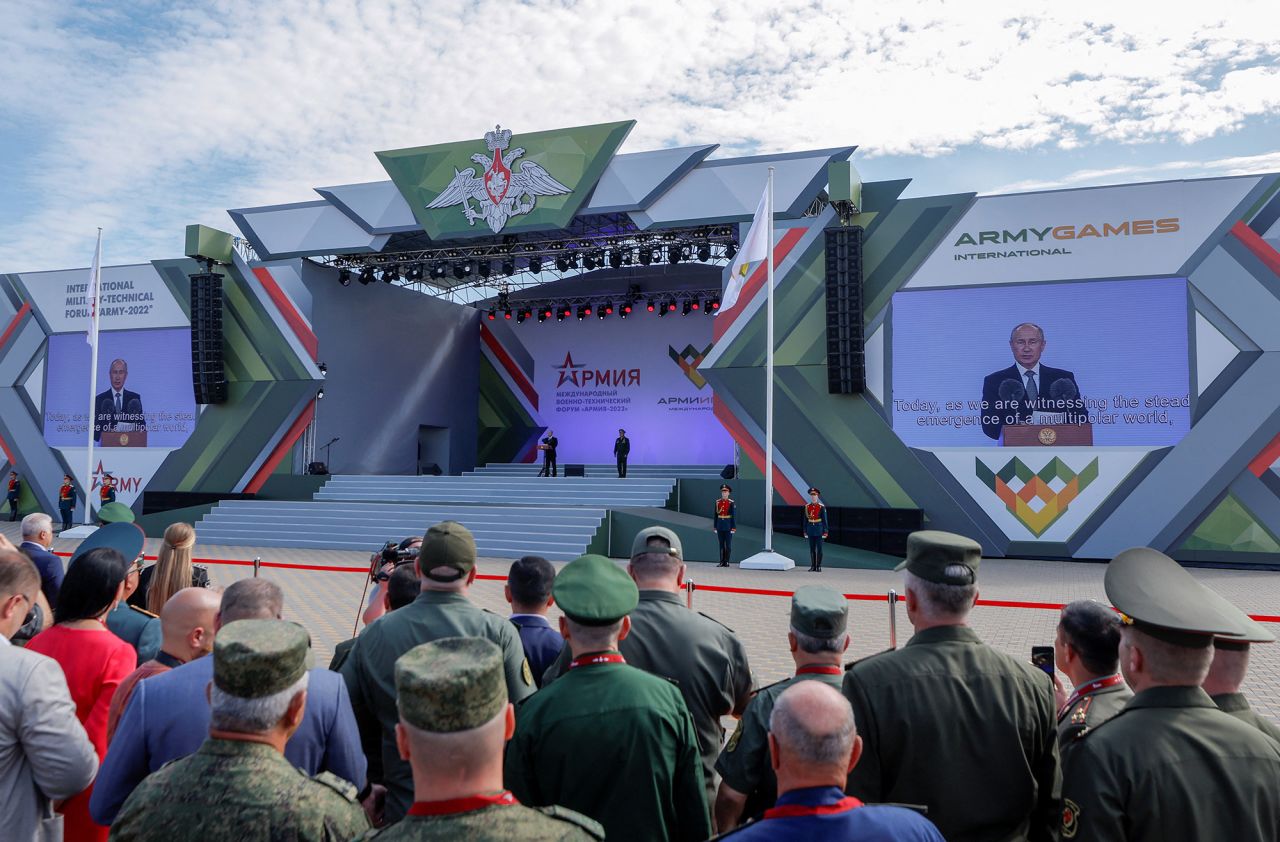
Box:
[106,587,220,742]
[719,682,942,840]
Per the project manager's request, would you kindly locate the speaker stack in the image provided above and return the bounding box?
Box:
[190,271,228,404]
[824,227,865,394]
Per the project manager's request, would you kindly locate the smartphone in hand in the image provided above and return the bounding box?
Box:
[1031,645,1055,677]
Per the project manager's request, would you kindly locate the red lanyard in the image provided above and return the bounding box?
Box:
[569,652,626,670]
[1059,674,1124,718]
[409,791,516,816]
[764,795,863,820]
[796,665,843,676]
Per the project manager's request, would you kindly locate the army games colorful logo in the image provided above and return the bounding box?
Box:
[976,456,1099,537]
[668,343,713,389]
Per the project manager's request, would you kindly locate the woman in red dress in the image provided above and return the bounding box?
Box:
[28,546,137,842]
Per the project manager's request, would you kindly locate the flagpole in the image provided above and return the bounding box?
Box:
[83,229,102,525]
[763,166,775,551]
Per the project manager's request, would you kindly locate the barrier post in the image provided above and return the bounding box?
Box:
[888,589,898,650]
[686,579,695,610]
[253,556,261,578]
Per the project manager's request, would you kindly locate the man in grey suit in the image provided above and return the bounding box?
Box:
[90,577,369,826]
[0,545,98,842]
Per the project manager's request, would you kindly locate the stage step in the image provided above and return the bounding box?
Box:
[195,500,604,561]
[314,475,675,507]
[470,463,727,479]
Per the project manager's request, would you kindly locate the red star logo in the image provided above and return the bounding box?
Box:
[554,351,586,387]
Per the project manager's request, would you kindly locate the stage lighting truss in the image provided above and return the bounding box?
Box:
[485,289,719,325]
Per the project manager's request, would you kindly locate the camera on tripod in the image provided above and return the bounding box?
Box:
[370,538,420,582]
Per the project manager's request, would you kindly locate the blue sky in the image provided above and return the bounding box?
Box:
[2,0,1278,271]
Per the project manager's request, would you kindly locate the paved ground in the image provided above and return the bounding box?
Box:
[9,522,1277,723]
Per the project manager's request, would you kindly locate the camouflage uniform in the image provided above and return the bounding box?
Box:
[109,619,369,842]
[361,636,601,841]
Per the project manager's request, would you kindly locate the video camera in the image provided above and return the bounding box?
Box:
[369,538,420,583]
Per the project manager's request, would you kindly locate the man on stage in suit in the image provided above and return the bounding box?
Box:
[94,358,146,442]
[538,430,558,478]
[614,428,630,478]
[981,323,1085,441]
[6,472,19,521]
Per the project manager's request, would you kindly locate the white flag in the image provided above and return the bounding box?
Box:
[719,184,770,314]
[86,230,102,347]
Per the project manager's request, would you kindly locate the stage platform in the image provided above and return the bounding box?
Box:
[469,463,728,479]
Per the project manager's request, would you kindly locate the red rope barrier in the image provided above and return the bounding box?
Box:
[50,552,1280,623]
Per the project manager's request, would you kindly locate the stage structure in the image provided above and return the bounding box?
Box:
[1,118,1279,566]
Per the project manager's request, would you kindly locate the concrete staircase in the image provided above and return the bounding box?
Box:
[313,475,675,507]
[468,463,727,479]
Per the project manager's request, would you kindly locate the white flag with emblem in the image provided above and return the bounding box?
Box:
[719,184,770,314]
[86,229,102,347]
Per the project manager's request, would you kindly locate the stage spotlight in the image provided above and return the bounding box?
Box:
[647,299,657,312]
[667,300,678,313]
[667,245,683,265]
[502,258,516,276]
[383,264,400,283]
[708,296,720,313]
[577,304,590,320]
[337,268,351,286]
[583,252,597,271]
[358,266,375,285]
[487,309,496,321]
[620,301,633,319]
[682,300,692,316]
[316,387,325,400]
[697,243,711,262]
[528,255,542,274]
[516,308,528,324]
[478,261,492,279]
[692,299,701,311]
[432,262,448,280]
[555,255,569,272]
[503,308,512,320]
[566,251,580,269]
[609,248,624,269]
[725,241,738,260]
[600,301,614,319]
[452,262,467,280]
[639,247,653,266]
[537,308,548,323]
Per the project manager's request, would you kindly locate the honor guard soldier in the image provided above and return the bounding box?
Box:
[110,620,369,842]
[59,474,76,531]
[342,521,534,824]
[1198,587,1280,744]
[804,488,828,572]
[715,681,943,842]
[1060,547,1280,841]
[715,586,850,831]
[614,428,630,478]
[714,484,736,567]
[7,471,20,521]
[358,637,602,841]
[844,531,1061,842]
[100,473,117,505]
[538,430,558,477]
[505,553,711,842]
[1053,600,1132,772]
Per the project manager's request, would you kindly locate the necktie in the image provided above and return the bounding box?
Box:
[1024,371,1038,402]
[115,393,122,414]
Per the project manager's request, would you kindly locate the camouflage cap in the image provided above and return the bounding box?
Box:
[395,637,506,732]
[213,619,313,699]
[895,530,982,586]
[553,553,638,626]
[97,501,136,524]
[630,525,682,559]
[419,521,476,582]
[790,586,848,639]
[1104,547,1243,648]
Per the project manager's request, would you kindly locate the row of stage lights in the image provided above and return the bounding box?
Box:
[336,241,737,287]
[486,296,721,323]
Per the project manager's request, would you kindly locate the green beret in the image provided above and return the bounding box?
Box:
[419,521,476,582]
[631,526,682,559]
[396,638,506,732]
[1104,547,1243,648]
[791,586,848,639]
[97,501,135,524]
[895,530,981,585]
[214,619,313,699]
[553,554,638,626]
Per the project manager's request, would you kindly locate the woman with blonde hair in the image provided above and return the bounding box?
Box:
[129,522,209,612]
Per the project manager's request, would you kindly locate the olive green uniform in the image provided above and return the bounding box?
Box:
[1060,686,1280,840]
[505,657,710,842]
[1056,680,1132,771]
[359,802,601,841]
[1212,692,1280,743]
[715,670,842,819]
[843,626,1061,842]
[109,738,367,841]
[544,590,753,804]
[341,592,534,822]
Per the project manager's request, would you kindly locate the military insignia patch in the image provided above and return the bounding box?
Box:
[522,659,534,687]
[1062,799,1080,838]
[725,722,744,753]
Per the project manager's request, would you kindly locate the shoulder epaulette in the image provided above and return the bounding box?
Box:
[534,805,606,840]
[129,605,158,618]
[753,676,790,695]
[697,611,736,634]
[845,647,895,671]
[312,770,358,801]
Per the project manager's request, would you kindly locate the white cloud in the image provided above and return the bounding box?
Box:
[1,0,1279,268]
[985,150,1280,194]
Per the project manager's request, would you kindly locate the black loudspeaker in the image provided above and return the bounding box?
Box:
[190,272,228,404]
[420,463,442,476]
[565,464,586,477]
[824,227,865,394]
[306,462,329,475]
[721,464,736,480]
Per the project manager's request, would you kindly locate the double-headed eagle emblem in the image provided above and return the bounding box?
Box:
[426,125,572,233]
